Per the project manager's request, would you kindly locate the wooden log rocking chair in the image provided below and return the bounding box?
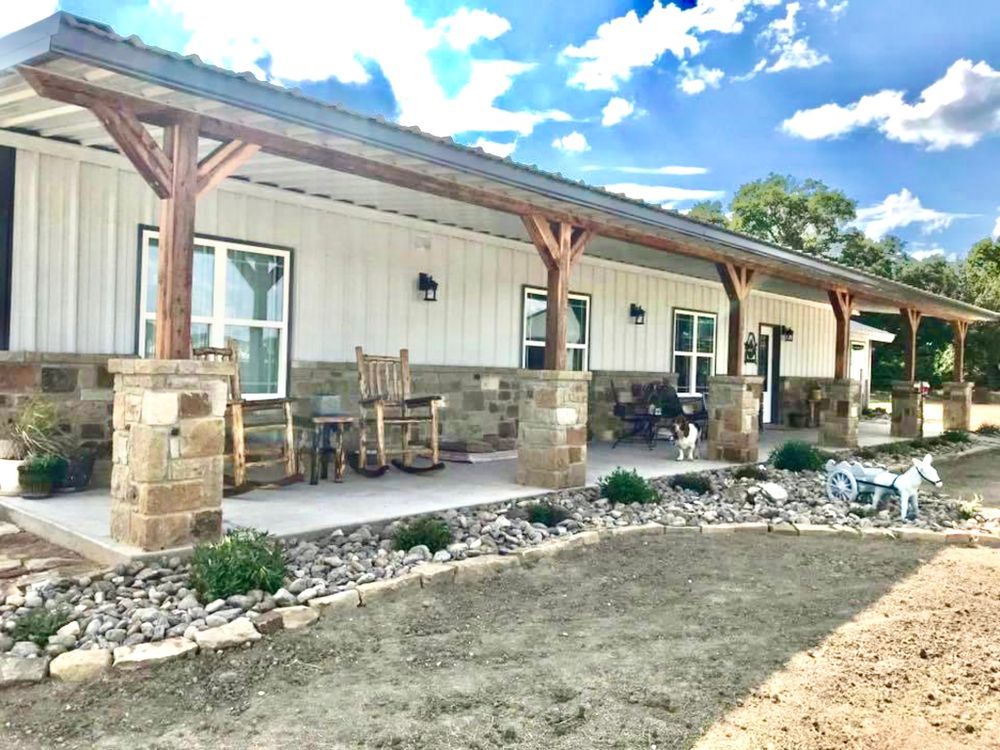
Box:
[193,340,299,494]
[354,346,444,477]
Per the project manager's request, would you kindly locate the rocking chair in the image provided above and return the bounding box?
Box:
[354,346,444,477]
[193,340,299,494]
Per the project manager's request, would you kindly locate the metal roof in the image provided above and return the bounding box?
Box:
[0,11,996,322]
[850,320,896,343]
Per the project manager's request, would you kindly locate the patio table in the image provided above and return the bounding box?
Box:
[303,415,355,485]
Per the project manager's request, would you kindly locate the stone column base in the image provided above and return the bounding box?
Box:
[516,370,592,489]
[109,358,233,550]
[819,379,860,448]
[891,380,924,438]
[942,381,973,431]
[707,375,763,463]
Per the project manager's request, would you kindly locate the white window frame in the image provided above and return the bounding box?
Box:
[137,228,291,399]
[521,286,591,371]
[672,308,717,395]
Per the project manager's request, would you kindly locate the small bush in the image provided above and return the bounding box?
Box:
[958,497,982,520]
[878,441,913,456]
[525,502,570,527]
[734,465,768,481]
[598,467,657,504]
[393,516,452,553]
[12,606,71,647]
[191,528,286,601]
[940,429,970,444]
[975,423,1000,436]
[770,440,825,472]
[670,472,713,495]
[855,447,877,460]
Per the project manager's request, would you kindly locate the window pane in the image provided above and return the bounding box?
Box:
[674,354,690,392]
[568,298,588,345]
[696,357,712,393]
[674,313,693,353]
[144,320,210,357]
[145,239,214,317]
[225,325,280,394]
[226,250,284,321]
[697,315,715,354]
[524,292,546,342]
[567,348,585,372]
[524,344,545,370]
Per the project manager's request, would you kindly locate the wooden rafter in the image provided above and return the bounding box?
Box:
[717,263,755,377]
[900,307,923,383]
[828,288,854,381]
[952,319,970,383]
[522,214,592,370]
[90,101,173,198]
[197,139,261,197]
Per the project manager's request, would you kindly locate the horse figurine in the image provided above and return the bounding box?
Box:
[870,453,942,520]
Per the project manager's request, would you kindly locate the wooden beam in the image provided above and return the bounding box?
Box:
[828,289,854,380]
[900,307,922,383]
[717,263,755,377]
[522,215,591,370]
[196,139,261,197]
[952,319,970,382]
[90,101,173,198]
[155,116,200,359]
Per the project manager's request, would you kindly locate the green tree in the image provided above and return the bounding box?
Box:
[687,200,728,228]
[963,238,1000,310]
[729,174,856,256]
[896,256,965,299]
[838,231,906,279]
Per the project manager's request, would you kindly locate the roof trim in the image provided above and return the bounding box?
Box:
[2,12,997,322]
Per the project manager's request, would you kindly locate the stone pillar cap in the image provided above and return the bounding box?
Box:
[108,358,235,377]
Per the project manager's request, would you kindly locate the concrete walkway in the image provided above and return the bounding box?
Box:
[0,421,916,564]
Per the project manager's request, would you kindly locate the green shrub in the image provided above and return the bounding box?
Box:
[12,606,71,647]
[975,423,1000,436]
[770,440,825,472]
[191,528,286,601]
[958,497,981,520]
[878,441,913,456]
[734,465,768,481]
[525,502,570,527]
[393,516,452,553]
[855,447,877,460]
[670,472,713,495]
[598,467,657,504]
[13,396,69,458]
[940,429,970,444]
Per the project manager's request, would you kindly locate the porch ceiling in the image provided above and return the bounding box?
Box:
[0,12,995,323]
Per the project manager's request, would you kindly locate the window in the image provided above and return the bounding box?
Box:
[138,228,290,398]
[673,309,716,394]
[521,286,590,371]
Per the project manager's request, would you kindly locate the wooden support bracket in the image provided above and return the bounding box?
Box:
[718,263,756,376]
[900,307,923,383]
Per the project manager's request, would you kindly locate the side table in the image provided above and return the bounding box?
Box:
[306,415,356,484]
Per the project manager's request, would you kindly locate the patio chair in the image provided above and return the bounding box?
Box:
[354,346,444,477]
[193,340,298,494]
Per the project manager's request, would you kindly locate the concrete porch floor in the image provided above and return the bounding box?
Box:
[0,420,929,564]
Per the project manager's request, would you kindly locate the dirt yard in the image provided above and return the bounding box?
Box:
[938,448,1000,508]
[2,533,999,749]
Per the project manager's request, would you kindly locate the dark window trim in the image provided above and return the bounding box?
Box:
[519,284,592,371]
[0,147,15,350]
[133,223,295,397]
[759,322,782,424]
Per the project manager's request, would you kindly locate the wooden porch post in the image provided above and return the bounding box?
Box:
[952,319,969,382]
[828,289,854,380]
[522,215,592,370]
[901,307,922,382]
[717,263,755,376]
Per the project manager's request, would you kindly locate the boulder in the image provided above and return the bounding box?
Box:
[273,605,318,631]
[113,637,198,670]
[308,590,361,615]
[193,617,261,650]
[49,649,112,682]
[0,655,49,686]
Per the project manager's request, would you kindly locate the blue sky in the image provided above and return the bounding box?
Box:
[11,0,1000,259]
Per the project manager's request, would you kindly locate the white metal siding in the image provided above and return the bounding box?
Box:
[5,131,837,379]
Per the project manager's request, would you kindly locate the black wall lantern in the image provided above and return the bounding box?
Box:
[418,272,438,302]
[781,326,794,343]
[629,303,646,325]
[743,331,758,364]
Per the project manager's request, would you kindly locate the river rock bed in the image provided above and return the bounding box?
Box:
[0,438,991,669]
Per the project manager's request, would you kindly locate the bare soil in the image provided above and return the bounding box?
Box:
[7,533,991,750]
[938,448,1000,508]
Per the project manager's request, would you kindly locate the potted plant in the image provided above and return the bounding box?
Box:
[0,429,26,496]
[17,455,66,499]
[12,396,69,458]
[58,447,97,492]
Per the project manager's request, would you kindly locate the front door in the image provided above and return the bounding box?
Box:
[759,325,779,424]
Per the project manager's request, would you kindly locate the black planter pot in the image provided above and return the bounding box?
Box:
[58,452,96,493]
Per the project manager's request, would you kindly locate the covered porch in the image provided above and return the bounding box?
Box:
[0,420,930,564]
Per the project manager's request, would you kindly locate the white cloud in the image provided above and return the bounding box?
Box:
[782,59,1000,150]
[582,165,709,175]
[150,0,569,138]
[470,137,517,159]
[561,0,763,91]
[818,0,849,16]
[908,248,948,262]
[761,2,830,73]
[0,0,57,36]
[552,131,590,153]
[601,96,635,126]
[993,210,1000,239]
[678,63,725,95]
[603,182,725,207]
[854,189,974,240]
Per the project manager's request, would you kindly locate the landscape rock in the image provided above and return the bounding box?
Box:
[114,637,198,669]
[49,648,112,682]
[193,617,261,650]
[0,655,49,686]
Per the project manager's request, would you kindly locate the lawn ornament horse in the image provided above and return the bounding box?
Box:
[825,453,942,520]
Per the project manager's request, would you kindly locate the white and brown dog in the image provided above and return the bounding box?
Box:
[670,416,700,461]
